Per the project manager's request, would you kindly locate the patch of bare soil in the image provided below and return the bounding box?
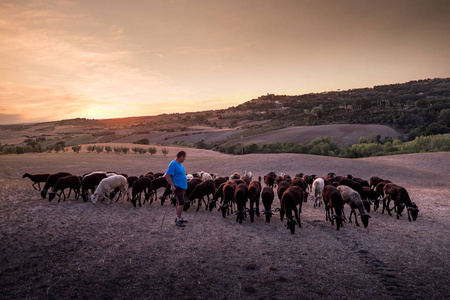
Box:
[238,124,403,147]
[0,151,449,299]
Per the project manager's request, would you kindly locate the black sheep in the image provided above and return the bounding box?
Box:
[280,186,306,234]
[41,172,72,199]
[22,173,51,191]
[261,187,275,223]
[131,177,152,207]
[48,175,81,202]
[218,181,237,218]
[234,183,248,224]
[81,172,107,202]
[186,180,215,212]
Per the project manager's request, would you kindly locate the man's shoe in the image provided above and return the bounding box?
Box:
[176,220,186,227]
[175,218,188,223]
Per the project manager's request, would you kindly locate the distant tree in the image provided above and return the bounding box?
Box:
[161,148,169,156]
[438,109,450,127]
[148,147,157,155]
[72,145,82,153]
[113,147,122,154]
[121,147,129,154]
[95,146,104,153]
[105,146,112,153]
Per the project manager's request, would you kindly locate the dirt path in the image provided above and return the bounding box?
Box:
[0,151,449,299]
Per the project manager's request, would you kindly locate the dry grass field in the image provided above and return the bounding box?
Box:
[1,148,449,299]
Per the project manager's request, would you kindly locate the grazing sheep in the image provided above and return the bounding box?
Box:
[322,185,345,230]
[369,176,386,189]
[81,172,108,202]
[91,175,128,204]
[200,171,213,181]
[311,178,325,208]
[230,172,240,180]
[214,177,227,189]
[243,171,253,181]
[186,174,194,181]
[361,186,377,213]
[22,173,51,191]
[303,174,317,192]
[248,180,261,222]
[186,180,215,212]
[48,175,81,202]
[235,183,249,224]
[280,186,306,234]
[212,182,226,209]
[375,181,392,211]
[276,181,290,201]
[264,172,276,188]
[41,172,72,199]
[218,181,237,218]
[291,177,308,192]
[324,172,337,186]
[383,183,419,221]
[338,178,364,198]
[131,177,152,208]
[261,187,275,222]
[337,185,371,228]
[149,177,171,206]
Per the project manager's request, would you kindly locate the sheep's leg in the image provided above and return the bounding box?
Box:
[204,195,210,210]
[196,196,202,212]
[351,209,360,227]
[294,206,301,227]
[32,182,39,191]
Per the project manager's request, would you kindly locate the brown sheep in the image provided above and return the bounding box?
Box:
[248,180,261,222]
[383,183,419,221]
[322,185,345,230]
[261,187,275,222]
[279,186,306,234]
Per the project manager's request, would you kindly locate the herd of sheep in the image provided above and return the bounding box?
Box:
[22,170,419,234]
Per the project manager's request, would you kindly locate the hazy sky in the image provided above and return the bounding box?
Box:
[0,0,449,124]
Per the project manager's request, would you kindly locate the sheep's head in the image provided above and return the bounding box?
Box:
[261,209,273,222]
[183,201,191,211]
[91,194,99,204]
[286,218,296,234]
[359,213,371,228]
[362,199,371,213]
[408,203,419,221]
[40,189,47,199]
[48,191,57,202]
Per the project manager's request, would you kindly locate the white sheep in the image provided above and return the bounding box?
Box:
[200,171,213,181]
[91,175,128,204]
[186,174,194,181]
[336,185,371,228]
[243,171,253,181]
[311,178,325,208]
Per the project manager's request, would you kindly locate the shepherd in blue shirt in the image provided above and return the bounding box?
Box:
[164,151,188,227]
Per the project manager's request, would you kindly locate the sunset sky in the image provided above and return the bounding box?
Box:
[0,0,449,124]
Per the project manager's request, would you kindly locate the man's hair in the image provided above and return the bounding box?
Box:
[177,150,186,158]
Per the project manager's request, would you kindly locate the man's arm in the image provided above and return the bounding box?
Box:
[164,173,176,192]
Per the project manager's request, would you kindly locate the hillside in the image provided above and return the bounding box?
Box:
[0,78,449,156]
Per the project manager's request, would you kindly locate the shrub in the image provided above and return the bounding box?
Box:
[161,148,169,156]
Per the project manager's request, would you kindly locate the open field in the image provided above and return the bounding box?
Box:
[1,149,449,299]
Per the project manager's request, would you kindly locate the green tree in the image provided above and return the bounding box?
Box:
[95,146,104,153]
[438,109,450,127]
[161,148,169,156]
[105,146,112,153]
